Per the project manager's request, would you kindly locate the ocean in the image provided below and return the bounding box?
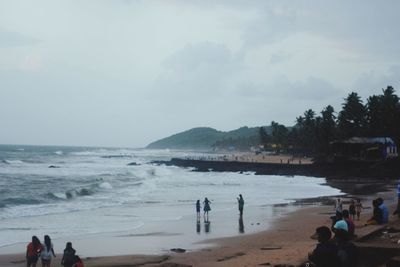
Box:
[0,145,342,256]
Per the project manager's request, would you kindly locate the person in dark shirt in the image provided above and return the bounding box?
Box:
[308,226,339,267]
[366,199,383,225]
[334,228,358,267]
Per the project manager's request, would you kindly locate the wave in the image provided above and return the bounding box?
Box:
[101,155,133,159]
[2,159,24,164]
[65,188,94,199]
[222,182,241,186]
[54,150,63,155]
[98,182,113,190]
[1,197,41,206]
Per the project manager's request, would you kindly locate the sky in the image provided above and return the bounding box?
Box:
[1,0,399,148]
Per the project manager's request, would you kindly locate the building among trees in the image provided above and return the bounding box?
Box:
[330,137,398,161]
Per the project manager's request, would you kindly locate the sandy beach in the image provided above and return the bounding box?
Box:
[1,182,398,267]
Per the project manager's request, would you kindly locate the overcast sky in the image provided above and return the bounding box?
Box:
[1,1,399,148]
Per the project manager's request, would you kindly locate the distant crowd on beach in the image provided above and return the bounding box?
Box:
[26,235,83,267]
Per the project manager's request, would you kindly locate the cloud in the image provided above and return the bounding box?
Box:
[269,51,292,64]
[353,65,400,97]
[155,42,240,99]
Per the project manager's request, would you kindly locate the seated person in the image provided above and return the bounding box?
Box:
[366,199,383,225]
[334,228,358,267]
[377,197,389,223]
[308,226,339,267]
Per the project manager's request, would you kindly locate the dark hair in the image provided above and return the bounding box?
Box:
[32,236,41,250]
[44,235,51,252]
[316,226,331,242]
[65,242,73,251]
[376,197,383,205]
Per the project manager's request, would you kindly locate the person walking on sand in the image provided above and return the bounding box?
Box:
[61,242,76,267]
[349,199,356,220]
[203,197,211,221]
[355,199,363,221]
[237,194,244,216]
[26,236,42,267]
[40,235,56,267]
[196,200,201,221]
[335,198,343,216]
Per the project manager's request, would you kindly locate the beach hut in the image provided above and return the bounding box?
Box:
[330,137,398,161]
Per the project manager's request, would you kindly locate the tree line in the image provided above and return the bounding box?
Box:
[259,86,400,156]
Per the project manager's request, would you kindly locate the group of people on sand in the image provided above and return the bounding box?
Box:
[306,196,392,267]
[196,194,245,221]
[26,236,83,267]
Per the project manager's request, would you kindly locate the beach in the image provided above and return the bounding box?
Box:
[1,181,398,267]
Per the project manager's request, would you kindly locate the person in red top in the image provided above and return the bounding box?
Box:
[26,236,42,267]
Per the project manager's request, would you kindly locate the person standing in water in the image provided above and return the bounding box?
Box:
[237,194,244,216]
[196,200,201,221]
[203,197,211,221]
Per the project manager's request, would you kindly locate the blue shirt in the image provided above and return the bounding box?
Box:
[379,203,389,223]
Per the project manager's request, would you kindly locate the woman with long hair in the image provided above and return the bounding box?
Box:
[40,235,56,267]
[26,236,42,267]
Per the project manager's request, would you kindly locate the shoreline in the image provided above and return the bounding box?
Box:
[1,181,398,267]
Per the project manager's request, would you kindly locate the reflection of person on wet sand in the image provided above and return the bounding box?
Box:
[239,216,244,233]
[237,194,244,216]
[204,220,211,233]
[203,197,211,222]
[196,221,201,234]
[196,200,201,221]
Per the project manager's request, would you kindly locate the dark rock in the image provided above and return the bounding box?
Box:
[260,246,282,250]
[170,248,186,253]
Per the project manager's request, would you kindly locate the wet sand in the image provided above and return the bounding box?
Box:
[1,182,398,267]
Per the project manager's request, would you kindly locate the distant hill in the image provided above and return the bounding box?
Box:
[146,126,271,150]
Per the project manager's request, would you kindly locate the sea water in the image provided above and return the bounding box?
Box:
[0,145,341,256]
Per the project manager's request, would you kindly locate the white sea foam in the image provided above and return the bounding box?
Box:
[99,182,113,189]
